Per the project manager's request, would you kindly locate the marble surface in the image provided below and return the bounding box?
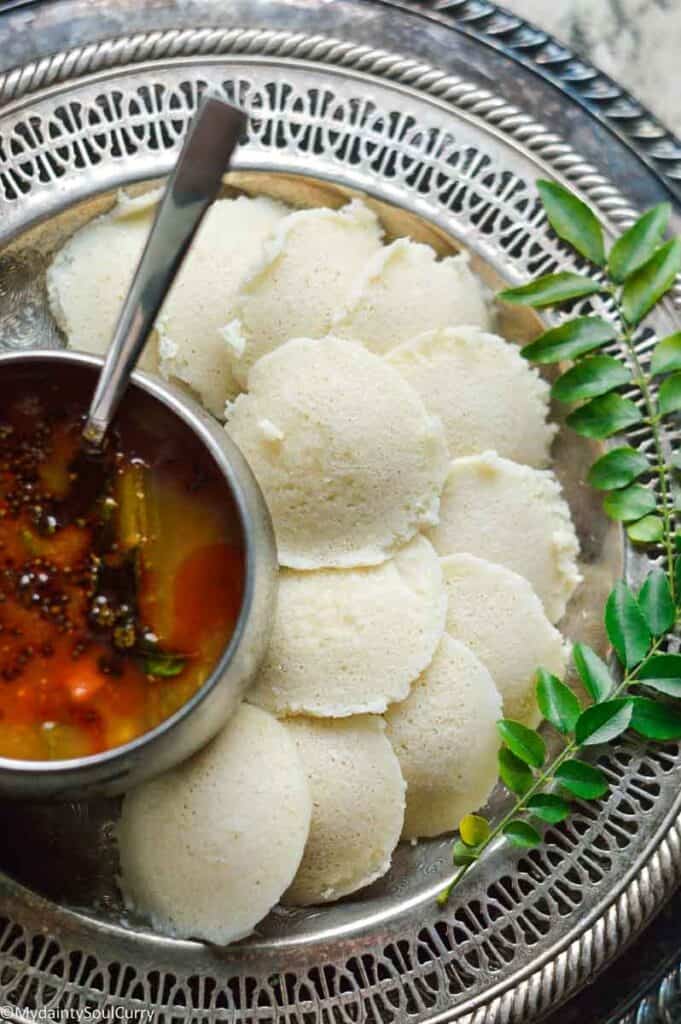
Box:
[501,0,681,135]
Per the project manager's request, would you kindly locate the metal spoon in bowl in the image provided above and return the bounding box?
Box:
[82,95,246,447]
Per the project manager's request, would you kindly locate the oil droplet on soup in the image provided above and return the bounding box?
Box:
[0,367,244,760]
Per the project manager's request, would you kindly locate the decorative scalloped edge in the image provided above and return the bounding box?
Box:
[0,24,653,233]
[0,12,680,1024]
[425,0,681,198]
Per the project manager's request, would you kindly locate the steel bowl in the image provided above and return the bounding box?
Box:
[0,348,278,801]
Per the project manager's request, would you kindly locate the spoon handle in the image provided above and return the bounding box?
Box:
[83,95,246,445]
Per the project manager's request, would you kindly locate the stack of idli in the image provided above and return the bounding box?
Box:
[49,191,582,945]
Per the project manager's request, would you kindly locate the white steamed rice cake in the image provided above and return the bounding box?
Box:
[226,336,449,569]
[283,715,405,905]
[117,703,311,944]
[158,195,288,415]
[427,451,581,622]
[385,634,502,839]
[442,553,568,727]
[47,189,161,372]
[225,200,383,385]
[249,535,446,716]
[332,238,492,353]
[387,325,556,465]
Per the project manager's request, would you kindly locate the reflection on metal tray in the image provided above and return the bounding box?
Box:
[0,2,679,1023]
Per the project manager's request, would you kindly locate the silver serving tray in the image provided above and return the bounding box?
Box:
[0,3,679,1022]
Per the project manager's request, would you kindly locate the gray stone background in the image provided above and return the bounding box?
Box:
[502,0,681,133]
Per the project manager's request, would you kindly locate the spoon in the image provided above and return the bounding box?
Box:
[82,95,246,447]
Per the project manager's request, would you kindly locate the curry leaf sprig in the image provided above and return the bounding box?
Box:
[440,181,681,905]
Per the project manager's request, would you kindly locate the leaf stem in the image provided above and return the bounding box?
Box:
[439,634,667,904]
[442,190,681,907]
[439,739,578,903]
[616,314,676,600]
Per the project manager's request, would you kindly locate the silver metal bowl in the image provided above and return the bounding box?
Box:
[0,349,277,801]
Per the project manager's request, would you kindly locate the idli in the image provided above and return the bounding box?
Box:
[442,554,568,727]
[283,716,405,905]
[427,452,580,622]
[331,238,491,354]
[158,195,288,416]
[226,337,449,569]
[47,189,161,372]
[249,535,446,717]
[117,703,311,944]
[387,326,556,465]
[385,634,502,839]
[224,200,383,385]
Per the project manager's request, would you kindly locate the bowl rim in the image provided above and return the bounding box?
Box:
[0,347,257,779]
